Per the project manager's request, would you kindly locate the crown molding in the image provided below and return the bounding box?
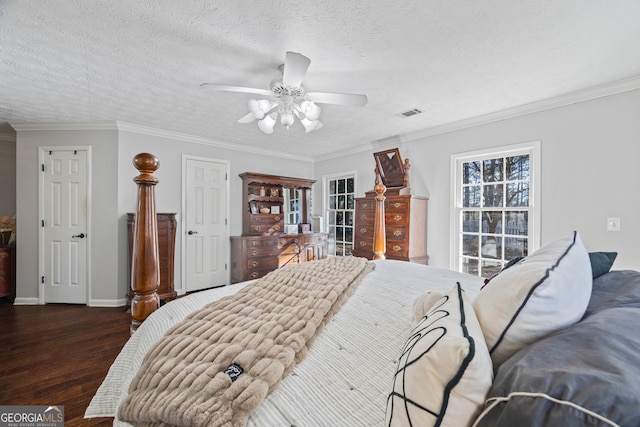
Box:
[0,132,16,142]
[319,75,640,161]
[114,121,314,162]
[9,120,314,162]
[401,75,640,143]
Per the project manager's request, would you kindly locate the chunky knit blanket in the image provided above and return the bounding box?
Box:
[118,256,374,427]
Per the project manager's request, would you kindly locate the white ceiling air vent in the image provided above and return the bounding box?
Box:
[397,108,424,118]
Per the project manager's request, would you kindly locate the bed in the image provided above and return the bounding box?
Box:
[86,153,640,426]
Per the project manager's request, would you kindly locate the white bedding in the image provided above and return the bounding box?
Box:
[86,259,483,426]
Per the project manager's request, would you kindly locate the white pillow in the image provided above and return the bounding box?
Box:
[472,231,592,368]
[386,283,493,427]
[412,291,445,326]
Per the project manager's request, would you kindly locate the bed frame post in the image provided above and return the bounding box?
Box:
[373,168,387,260]
[130,153,161,335]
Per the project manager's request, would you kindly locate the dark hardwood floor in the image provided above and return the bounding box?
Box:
[0,297,131,426]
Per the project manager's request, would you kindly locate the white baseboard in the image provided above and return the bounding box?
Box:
[13,297,40,305]
[88,298,127,307]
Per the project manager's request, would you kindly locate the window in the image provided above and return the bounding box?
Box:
[325,173,356,256]
[452,142,540,277]
[284,188,301,224]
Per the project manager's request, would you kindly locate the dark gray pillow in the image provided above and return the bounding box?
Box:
[588,252,617,279]
[474,270,640,426]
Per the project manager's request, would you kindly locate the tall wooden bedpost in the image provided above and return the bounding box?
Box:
[373,167,387,260]
[130,153,160,335]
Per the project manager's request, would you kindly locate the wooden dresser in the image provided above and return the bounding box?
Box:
[231,233,327,282]
[127,213,177,302]
[0,245,16,301]
[231,172,328,283]
[351,147,428,263]
[351,189,428,263]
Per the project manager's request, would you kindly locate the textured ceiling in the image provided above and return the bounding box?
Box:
[2,0,640,159]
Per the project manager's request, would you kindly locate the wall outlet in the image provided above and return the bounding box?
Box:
[607,217,621,232]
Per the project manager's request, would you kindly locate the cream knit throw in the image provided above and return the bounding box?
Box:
[118,256,374,427]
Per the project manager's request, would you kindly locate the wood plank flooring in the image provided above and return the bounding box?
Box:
[0,297,131,426]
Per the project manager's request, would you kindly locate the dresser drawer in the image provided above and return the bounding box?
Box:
[356,199,375,212]
[386,212,407,226]
[246,257,279,270]
[250,214,283,223]
[387,241,409,258]
[247,222,283,234]
[386,199,409,212]
[386,226,407,242]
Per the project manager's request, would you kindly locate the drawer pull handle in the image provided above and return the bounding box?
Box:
[393,215,402,222]
[360,214,367,220]
[393,202,401,208]
[251,261,259,268]
[362,203,369,208]
[273,226,280,231]
[250,250,259,256]
[359,241,367,247]
[360,227,367,234]
[392,245,401,252]
[251,241,259,246]
[393,230,402,237]
[251,272,260,279]
[274,215,281,221]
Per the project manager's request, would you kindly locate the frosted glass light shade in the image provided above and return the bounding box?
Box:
[300,100,321,121]
[258,113,276,134]
[248,99,273,119]
[280,111,295,129]
[300,117,323,133]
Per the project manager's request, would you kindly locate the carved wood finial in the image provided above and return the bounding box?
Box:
[130,153,160,334]
[373,171,387,261]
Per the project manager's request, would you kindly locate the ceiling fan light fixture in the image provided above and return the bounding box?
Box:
[300,100,321,121]
[248,99,273,119]
[280,110,295,129]
[300,116,322,133]
[258,113,277,134]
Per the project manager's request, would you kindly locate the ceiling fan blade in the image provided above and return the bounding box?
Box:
[200,83,273,97]
[306,91,368,107]
[237,113,257,123]
[282,51,311,88]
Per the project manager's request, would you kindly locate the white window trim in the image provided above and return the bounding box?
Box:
[449,140,541,271]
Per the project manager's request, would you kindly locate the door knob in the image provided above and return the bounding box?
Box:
[187,230,198,235]
[72,233,85,239]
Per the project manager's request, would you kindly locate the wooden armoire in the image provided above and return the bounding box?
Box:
[351,148,429,264]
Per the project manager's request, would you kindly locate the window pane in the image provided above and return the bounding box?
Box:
[328,225,335,238]
[336,211,344,225]
[347,194,354,209]
[338,195,345,209]
[335,244,344,256]
[329,195,336,209]
[482,184,503,207]
[336,226,344,241]
[462,258,479,276]
[505,211,528,235]
[345,211,353,226]
[481,236,502,259]
[463,161,481,184]
[482,260,502,278]
[338,179,345,194]
[462,234,479,256]
[483,158,503,182]
[482,211,503,234]
[344,243,353,256]
[345,227,353,243]
[329,180,336,194]
[507,182,529,207]
[462,211,480,232]
[463,186,481,207]
[505,237,528,259]
[507,155,530,181]
[347,178,354,193]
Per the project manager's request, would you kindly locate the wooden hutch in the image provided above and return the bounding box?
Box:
[230,172,328,283]
[351,148,429,263]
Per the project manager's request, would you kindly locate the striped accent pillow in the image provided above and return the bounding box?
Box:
[386,283,493,427]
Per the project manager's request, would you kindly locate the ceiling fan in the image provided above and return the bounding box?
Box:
[200,52,368,134]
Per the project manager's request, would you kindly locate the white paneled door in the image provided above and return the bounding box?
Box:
[42,149,89,304]
[184,157,229,292]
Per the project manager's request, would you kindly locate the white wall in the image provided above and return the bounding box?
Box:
[15,128,120,304]
[316,88,640,271]
[14,124,314,305]
[117,128,314,298]
[0,136,16,217]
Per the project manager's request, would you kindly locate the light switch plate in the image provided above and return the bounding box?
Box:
[607,217,621,232]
